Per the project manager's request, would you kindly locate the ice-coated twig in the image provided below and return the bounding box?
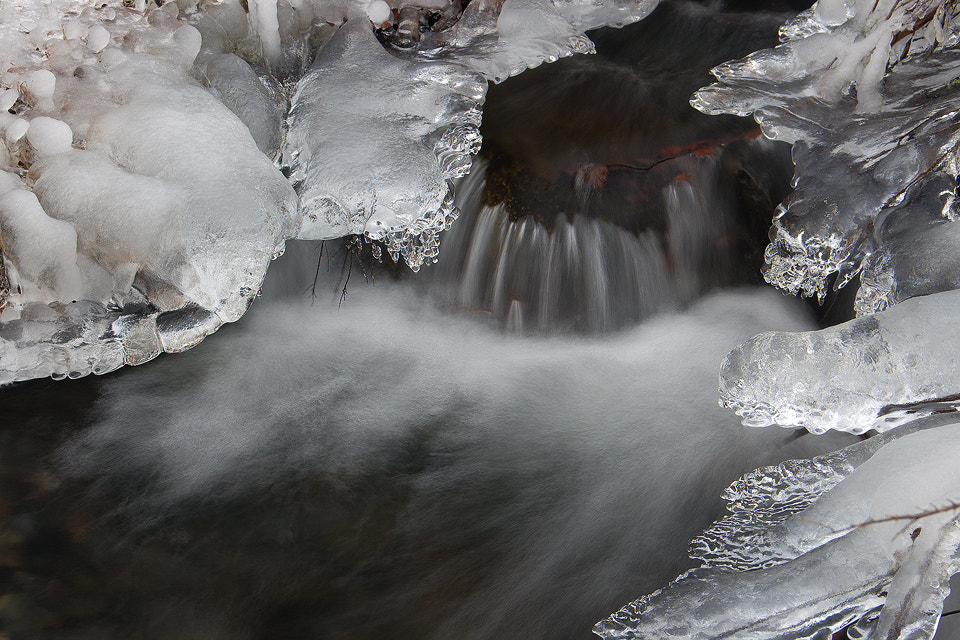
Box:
[718,288,960,434]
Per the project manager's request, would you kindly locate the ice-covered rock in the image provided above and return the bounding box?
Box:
[692,0,960,301]
[719,289,960,435]
[595,417,960,640]
[283,18,484,271]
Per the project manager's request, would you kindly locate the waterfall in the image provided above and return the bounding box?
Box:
[426,136,791,333]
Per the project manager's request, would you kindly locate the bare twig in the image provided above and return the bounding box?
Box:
[309,240,325,303]
[798,500,960,539]
[339,257,351,309]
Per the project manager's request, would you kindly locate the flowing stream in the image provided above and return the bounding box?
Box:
[0,3,865,639]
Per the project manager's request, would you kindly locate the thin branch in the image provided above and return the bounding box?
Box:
[798,500,960,539]
[339,256,351,309]
[309,240,325,302]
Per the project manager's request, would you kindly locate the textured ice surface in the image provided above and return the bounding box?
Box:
[284,19,485,271]
[552,0,658,32]
[692,0,960,300]
[855,174,960,315]
[596,417,960,640]
[414,0,595,83]
[0,2,298,384]
[719,289,960,434]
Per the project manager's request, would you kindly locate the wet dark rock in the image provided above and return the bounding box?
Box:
[479,1,794,234]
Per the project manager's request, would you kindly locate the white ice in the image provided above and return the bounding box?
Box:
[0,3,298,383]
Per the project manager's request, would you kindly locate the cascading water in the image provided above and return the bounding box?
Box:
[420,0,802,333]
[428,142,789,333]
[1,239,855,640]
[427,162,677,332]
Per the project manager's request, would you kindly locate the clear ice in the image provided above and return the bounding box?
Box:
[691,0,960,301]
[412,0,596,84]
[719,289,960,435]
[282,18,485,271]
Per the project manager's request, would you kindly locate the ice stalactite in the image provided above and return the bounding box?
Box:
[248,0,284,70]
[691,0,960,302]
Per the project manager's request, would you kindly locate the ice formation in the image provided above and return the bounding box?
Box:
[595,417,960,640]
[719,289,960,435]
[692,0,960,302]
[283,18,484,270]
[856,172,960,316]
[0,1,299,383]
[412,0,597,83]
[0,0,658,383]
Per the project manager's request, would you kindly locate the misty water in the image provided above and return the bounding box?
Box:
[0,3,871,639]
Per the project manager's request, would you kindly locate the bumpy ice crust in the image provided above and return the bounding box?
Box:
[0,2,298,384]
[719,289,960,434]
